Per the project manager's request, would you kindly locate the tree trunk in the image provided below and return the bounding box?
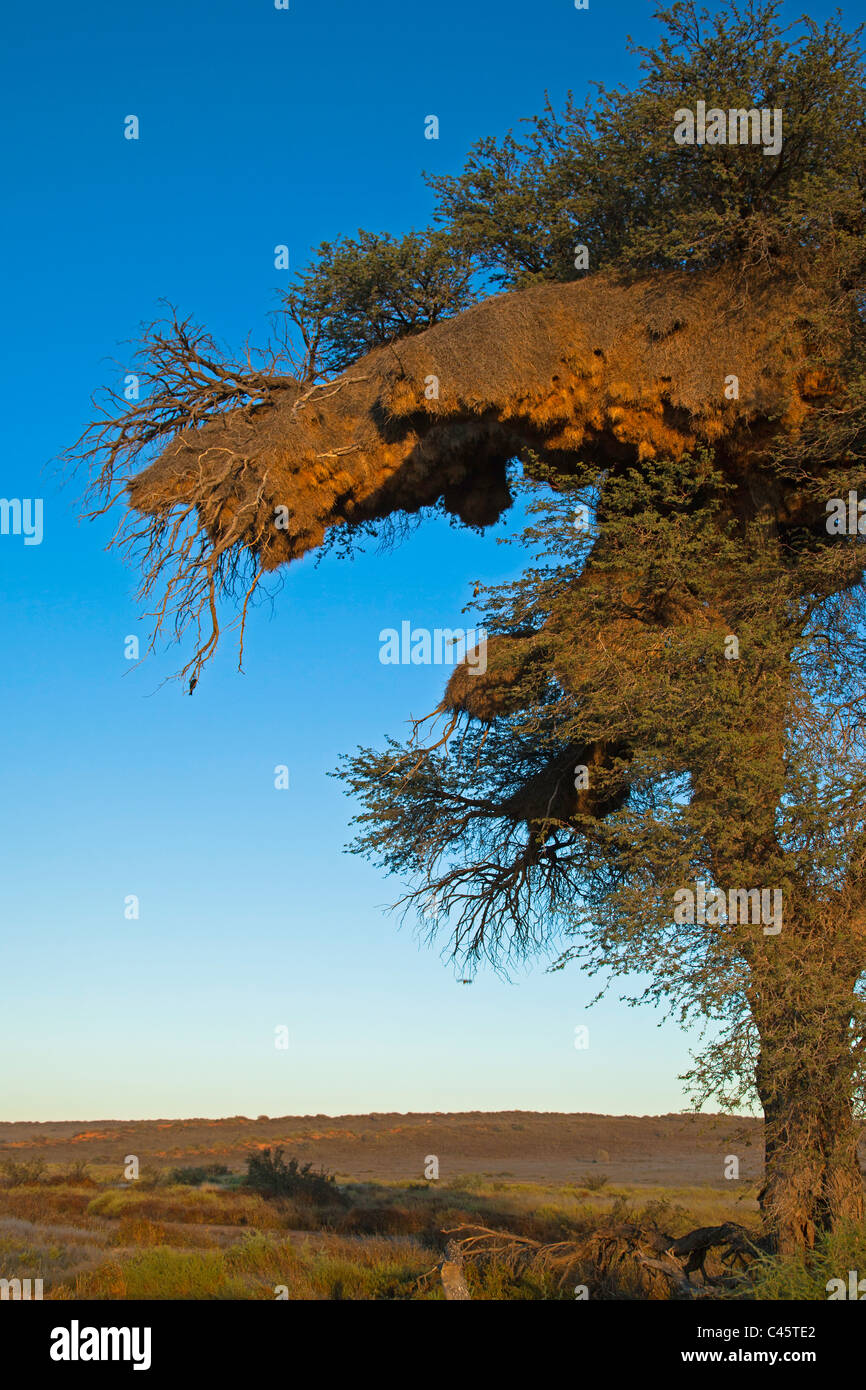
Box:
[754,972,864,1254]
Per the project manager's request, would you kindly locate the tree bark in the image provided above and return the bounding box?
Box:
[753,972,864,1254]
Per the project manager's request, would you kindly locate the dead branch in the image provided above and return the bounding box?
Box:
[441,1219,768,1298]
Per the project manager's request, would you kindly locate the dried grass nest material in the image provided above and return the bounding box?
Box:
[127,266,837,573]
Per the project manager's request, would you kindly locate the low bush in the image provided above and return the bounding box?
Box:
[167,1164,231,1187]
[580,1173,610,1192]
[244,1149,347,1206]
[1,1159,46,1187]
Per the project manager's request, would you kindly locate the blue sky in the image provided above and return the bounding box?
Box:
[0,0,844,1122]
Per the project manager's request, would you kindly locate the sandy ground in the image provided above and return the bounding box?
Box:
[0,1111,766,1186]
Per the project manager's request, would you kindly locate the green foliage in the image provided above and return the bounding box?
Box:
[244,1147,346,1206]
[282,227,478,378]
[283,4,864,323]
[429,1,865,290]
[167,1163,231,1187]
[1,1159,46,1187]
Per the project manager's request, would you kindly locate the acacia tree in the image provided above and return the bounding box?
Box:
[71,1,866,1253]
[341,450,866,1254]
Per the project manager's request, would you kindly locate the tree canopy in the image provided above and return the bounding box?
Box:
[282,228,478,380]
[429,1,865,290]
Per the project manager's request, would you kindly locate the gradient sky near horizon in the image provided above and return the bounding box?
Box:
[1,0,846,1123]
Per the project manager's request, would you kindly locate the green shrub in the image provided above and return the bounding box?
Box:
[244,1148,346,1206]
[167,1164,230,1187]
[1,1158,46,1187]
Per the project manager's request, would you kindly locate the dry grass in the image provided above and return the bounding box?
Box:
[1,1118,820,1300]
[0,1166,766,1300]
[6,1166,852,1301]
[51,1234,437,1301]
[85,1187,287,1229]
